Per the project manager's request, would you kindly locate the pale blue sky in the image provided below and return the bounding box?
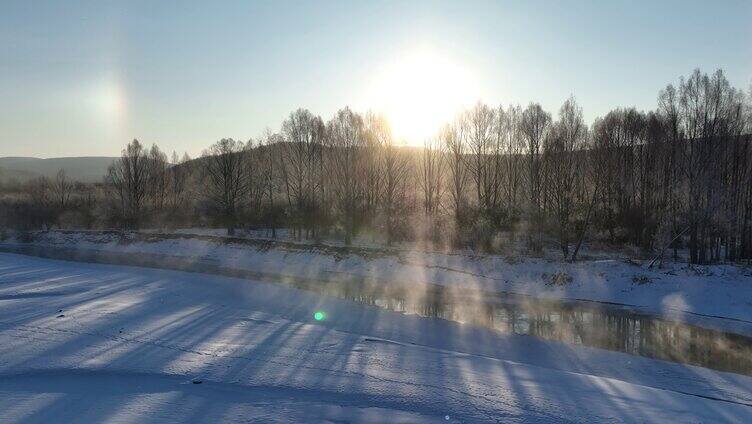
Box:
[1,0,750,157]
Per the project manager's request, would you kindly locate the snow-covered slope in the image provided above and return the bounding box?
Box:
[1,253,751,423]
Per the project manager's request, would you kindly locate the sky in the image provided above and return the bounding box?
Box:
[1,0,750,158]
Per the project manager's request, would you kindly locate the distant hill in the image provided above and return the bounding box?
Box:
[0,156,118,183]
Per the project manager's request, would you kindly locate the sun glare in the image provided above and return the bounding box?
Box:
[98,79,126,121]
[365,50,480,144]
[86,76,127,133]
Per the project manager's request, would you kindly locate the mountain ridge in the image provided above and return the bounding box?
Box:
[0,156,118,183]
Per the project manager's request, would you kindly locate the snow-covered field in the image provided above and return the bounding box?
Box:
[4,230,752,335]
[1,252,752,423]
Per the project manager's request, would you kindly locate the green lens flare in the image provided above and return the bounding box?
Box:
[314,311,326,321]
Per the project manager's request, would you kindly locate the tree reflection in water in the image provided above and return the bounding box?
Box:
[304,279,752,376]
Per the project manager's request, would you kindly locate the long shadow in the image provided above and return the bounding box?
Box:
[2,252,752,422]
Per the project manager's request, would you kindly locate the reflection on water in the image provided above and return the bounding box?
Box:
[295,279,752,376]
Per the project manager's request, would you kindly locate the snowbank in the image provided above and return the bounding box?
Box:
[4,230,752,335]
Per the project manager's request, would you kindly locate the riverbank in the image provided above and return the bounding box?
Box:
[3,230,752,336]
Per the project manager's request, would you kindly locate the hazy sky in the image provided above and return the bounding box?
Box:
[1,0,750,158]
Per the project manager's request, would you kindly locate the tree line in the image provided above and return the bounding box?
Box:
[1,68,750,264]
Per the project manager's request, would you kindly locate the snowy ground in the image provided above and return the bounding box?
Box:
[4,230,752,335]
[1,252,751,423]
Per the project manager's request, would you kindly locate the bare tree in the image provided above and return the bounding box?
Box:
[362,113,387,225]
[498,105,524,214]
[52,169,73,211]
[325,107,365,245]
[27,176,53,229]
[677,69,743,263]
[281,109,325,239]
[379,121,412,244]
[78,183,98,230]
[442,121,469,240]
[544,96,588,258]
[419,137,444,217]
[148,144,169,220]
[520,103,551,252]
[244,139,265,223]
[257,129,284,238]
[201,138,248,235]
[166,151,192,215]
[591,108,650,246]
[465,102,498,213]
[106,139,152,229]
[657,83,684,260]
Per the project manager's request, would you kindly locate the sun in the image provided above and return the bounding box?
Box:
[364,50,480,144]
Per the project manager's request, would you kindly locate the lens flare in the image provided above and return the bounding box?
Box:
[314,311,326,321]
